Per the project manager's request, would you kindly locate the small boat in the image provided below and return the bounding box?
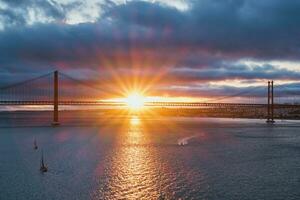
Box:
[33,138,38,150]
[40,150,48,173]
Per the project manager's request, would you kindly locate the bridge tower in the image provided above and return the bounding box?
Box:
[267,80,275,123]
[52,70,60,126]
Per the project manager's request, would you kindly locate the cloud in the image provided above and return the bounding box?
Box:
[106,1,186,28]
[0,0,73,28]
[185,0,300,60]
[1,0,300,99]
[170,63,300,83]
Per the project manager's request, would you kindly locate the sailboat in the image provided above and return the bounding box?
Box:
[33,138,38,150]
[40,150,48,173]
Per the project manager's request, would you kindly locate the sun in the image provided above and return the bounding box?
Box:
[125,92,145,110]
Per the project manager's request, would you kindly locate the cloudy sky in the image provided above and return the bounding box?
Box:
[1,0,300,100]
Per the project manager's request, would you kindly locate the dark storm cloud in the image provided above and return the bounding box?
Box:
[1,0,300,97]
[186,0,300,60]
[100,0,300,60]
[105,1,186,28]
[2,0,300,64]
[170,64,300,83]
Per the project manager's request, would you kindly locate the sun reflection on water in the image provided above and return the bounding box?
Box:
[130,116,140,126]
[97,116,162,199]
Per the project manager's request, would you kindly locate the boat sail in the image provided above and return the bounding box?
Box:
[40,150,48,172]
[33,138,38,150]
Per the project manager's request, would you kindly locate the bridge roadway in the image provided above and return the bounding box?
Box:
[0,101,300,109]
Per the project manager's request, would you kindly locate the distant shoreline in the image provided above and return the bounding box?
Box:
[1,108,300,120]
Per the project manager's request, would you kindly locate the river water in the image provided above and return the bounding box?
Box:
[0,113,300,200]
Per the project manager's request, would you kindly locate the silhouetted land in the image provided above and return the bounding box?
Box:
[1,107,300,121]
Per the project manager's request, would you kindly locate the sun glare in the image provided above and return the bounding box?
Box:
[130,116,141,125]
[125,92,145,110]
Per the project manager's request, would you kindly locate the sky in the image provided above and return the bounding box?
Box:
[1,0,300,101]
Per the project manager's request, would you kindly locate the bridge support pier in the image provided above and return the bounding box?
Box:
[267,81,275,124]
[52,70,60,126]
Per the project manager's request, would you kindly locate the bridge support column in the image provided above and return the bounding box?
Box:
[267,81,270,121]
[267,80,275,124]
[52,70,60,126]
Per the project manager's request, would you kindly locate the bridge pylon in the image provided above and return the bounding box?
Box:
[52,70,60,126]
[266,80,275,124]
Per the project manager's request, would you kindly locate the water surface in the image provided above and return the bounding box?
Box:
[0,114,300,199]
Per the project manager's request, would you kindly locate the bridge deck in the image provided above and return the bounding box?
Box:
[0,101,300,109]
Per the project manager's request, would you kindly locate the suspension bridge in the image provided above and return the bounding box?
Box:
[1,71,300,125]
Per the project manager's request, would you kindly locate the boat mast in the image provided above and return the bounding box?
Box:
[41,150,45,167]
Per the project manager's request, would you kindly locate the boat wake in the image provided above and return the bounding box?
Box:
[177,133,204,146]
